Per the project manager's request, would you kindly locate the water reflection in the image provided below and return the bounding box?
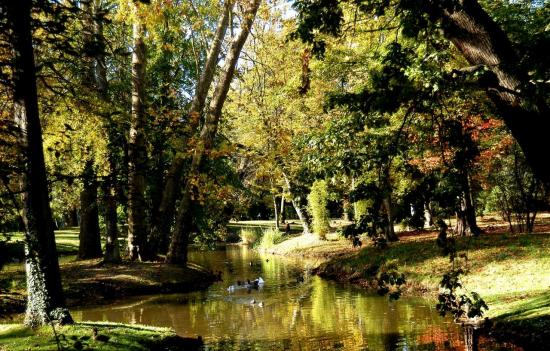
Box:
[72,246,519,351]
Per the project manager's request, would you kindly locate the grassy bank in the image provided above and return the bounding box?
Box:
[1,228,215,315]
[0,322,202,351]
[269,226,550,349]
[0,259,215,316]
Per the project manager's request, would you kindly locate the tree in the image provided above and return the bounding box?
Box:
[292,0,550,187]
[127,1,148,260]
[78,0,102,260]
[4,0,73,327]
[146,0,234,259]
[166,0,262,264]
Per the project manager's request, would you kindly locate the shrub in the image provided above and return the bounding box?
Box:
[307,180,330,239]
[259,228,283,249]
[353,199,370,222]
[240,228,260,245]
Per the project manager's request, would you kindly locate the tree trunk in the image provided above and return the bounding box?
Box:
[291,197,312,235]
[147,1,234,259]
[66,207,79,227]
[424,201,433,228]
[76,0,102,260]
[462,173,481,236]
[93,0,121,263]
[382,196,398,242]
[272,194,280,230]
[441,0,550,186]
[282,173,312,235]
[78,161,102,259]
[280,195,286,224]
[7,0,73,327]
[127,7,148,261]
[167,0,261,264]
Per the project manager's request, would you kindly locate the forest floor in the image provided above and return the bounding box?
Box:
[0,321,203,351]
[0,228,216,316]
[266,214,550,349]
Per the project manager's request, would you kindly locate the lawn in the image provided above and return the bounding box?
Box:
[0,322,195,351]
[275,227,550,348]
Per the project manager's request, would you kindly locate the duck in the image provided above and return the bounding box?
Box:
[250,299,256,304]
[258,301,264,307]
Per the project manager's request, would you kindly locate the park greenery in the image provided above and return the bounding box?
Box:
[0,0,549,350]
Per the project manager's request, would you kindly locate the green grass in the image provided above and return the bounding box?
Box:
[0,322,178,351]
[5,228,81,261]
[239,228,261,245]
[258,228,284,249]
[312,231,550,347]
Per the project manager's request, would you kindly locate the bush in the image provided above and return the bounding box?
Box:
[259,228,283,249]
[353,199,370,222]
[307,180,330,239]
[240,228,260,245]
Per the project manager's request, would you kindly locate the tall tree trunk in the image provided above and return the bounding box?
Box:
[77,0,102,260]
[7,0,73,327]
[382,196,398,242]
[454,170,481,236]
[166,0,261,264]
[441,0,550,186]
[425,201,433,228]
[78,161,102,259]
[381,168,398,242]
[462,172,481,236]
[94,1,121,263]
[127,7,148,261]
[280,195,286,224]
[147,1,234,259]
[272,194,280,230]
[66,207,79,227]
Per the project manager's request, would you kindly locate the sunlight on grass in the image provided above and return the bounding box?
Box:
[0,322,176,351]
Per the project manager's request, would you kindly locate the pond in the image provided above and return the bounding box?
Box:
[70,245,519,351]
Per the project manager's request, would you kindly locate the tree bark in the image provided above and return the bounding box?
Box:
[441,0,550,186]
[7,0,73,327]
[146,1,234,259]
[166,0,261,264]
[94,0,121,263]
[127,7,148,261]
[77,0,102,260]
[280,195,286,224]
[272,194,280,230]
[283,173,312,235]
[382,196,398,242]
[78,161,102,259]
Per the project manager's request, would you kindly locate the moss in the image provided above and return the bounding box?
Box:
[0,322,186,351]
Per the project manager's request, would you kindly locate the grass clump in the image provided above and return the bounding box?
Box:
[258,228,283,249]
[240,228,261,245]
[0,322,178,351]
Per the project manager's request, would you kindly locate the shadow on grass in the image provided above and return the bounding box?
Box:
[338,232,550,269]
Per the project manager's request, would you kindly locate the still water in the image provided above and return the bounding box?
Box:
[72,246,519,351]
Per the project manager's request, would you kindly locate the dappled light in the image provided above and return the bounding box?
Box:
[0,0,548,350]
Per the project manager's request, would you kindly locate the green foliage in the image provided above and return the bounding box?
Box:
[484,144,545,233]
[353,200,369,222]
[375,261,406,301]
[258,228,283,249]
[435,222,488,320]
[240,228,261,245]
[307,180,330,239]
